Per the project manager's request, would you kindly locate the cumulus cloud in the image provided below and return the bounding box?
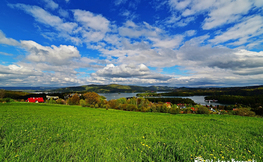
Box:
[167,0,261,30]
[21,41,80,65]
[43,0,59,10]
[72,9,111,42]
[202,0,252,30]
[9,3,77,33]
[73,10,110,33]
[210,15,263,45]
[94,64,172,81]
[119,21,162,38]
[149,35,184,48]
[0,30,20,46]
[3,1,263,87]
[58,8,69,18]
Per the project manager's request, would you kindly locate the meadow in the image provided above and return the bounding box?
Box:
[0,102,262,161]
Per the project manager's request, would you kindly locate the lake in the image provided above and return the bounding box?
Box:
[98,93,227,106]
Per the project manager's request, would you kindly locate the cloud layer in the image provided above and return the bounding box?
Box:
[0,0,263,87]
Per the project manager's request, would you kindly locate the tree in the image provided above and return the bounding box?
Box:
[67,94,80,105]
[0,89,5,99]
[71,94,80,105]
[83,92,100,105]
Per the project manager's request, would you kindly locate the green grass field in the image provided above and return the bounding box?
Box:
[0,102,262,161]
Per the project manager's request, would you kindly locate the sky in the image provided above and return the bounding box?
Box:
[0,0,263,87]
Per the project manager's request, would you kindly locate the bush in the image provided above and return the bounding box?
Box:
[220,110,228,115]
[160,104,169,113]
[236,108,255,117]
[80,99,86,107]
[120,104,128,110]
[183,108,192,114]
[196,107,210,114]
[150,104,157,112]
[127,104,138,111]
[108,100,119,109]
[141,106,151,112]
[169,108,180,114]
[56,98,65,104]
[0,89,5,99]
[48,98,56,104]
[0,98,14,103]
[83,92,100,105]
[66,94,80,105]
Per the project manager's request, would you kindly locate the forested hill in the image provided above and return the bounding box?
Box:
[52,84,176,93]
[162,85,263,96]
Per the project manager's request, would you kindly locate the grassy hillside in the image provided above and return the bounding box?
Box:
[53,84,175,93]
[1,102,262,161]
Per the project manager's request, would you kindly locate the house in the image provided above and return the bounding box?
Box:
[26,97,44,103]
[46,95,59,100]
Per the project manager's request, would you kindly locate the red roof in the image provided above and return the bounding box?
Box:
[26,97,44,103]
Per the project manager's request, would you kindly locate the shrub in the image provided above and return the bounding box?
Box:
[196,107,210,114]
[127,104,138,111]
[95,104,99,108]
[117,98,127,104]
[141,106,151,112]
[220,110,228,115]
[183,108,192,114]
[120,104,128,110]
[83,92,100,105]
[108,100,119,109]
[80,99,86,107]
[236,108,255,117]
[56,98,65,104]
[48,98,56,104]
[150,104,157,112]
[169,108,180,114]
[0,98,14,103]
[66,94,80,105]
[0,89,5,99]
[160,104,169,113]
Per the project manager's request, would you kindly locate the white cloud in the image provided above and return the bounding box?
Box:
[210,15,263,45]
[202,0,252,30]
[119,21,162,38]
[43,0,59,10]
[21,40,80,65]
[72,9,111,42]
[9,4,77,33]
[169,0,191,11]
[93,63,172,81]
[0,30,20,46]
[114,0,128,6]
[58,8,69,18]
[73,9,110,33]
[185,30,196,37]
[149,35,184,48]
[0,52,13,56]
[168,0,261,29]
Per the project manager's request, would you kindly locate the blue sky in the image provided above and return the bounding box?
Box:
[0,0,263,87]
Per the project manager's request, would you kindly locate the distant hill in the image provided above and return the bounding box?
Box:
[52,84,176,93]
[162,85,263,96]
[0,87,59,91]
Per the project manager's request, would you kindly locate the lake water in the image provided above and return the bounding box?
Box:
[98,93,227,106]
